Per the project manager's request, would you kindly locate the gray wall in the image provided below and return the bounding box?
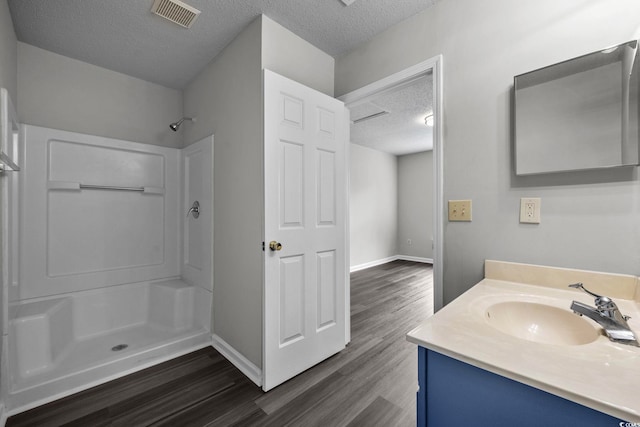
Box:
[184,17,263,368]
[398,151,433,260]
[184,15,335,368]
[0,0,16,104]
[350,143,398,267]
[17,43,182,148]
[336,0,640,305]
[261,16,334,97]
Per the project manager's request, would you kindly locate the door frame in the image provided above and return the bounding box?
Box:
[338,55,444,312]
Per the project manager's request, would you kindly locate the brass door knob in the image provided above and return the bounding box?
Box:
[269,241,282,251]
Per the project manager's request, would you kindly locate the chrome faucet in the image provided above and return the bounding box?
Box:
[568,283,639,347]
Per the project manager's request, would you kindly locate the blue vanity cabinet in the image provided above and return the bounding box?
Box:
[417,347,626,427]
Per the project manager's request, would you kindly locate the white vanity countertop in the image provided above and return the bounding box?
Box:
[406,260,640,423]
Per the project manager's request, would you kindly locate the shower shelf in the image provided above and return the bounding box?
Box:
[47,181,165,194]
[0,151,20,172]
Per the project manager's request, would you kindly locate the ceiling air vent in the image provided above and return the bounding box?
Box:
[352,111,389,124]
[151,0,201,28]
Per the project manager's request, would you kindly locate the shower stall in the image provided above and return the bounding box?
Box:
[1,98,213,416]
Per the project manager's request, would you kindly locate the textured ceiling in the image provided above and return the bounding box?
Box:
[350,73,433,156]
[8,0,437,89]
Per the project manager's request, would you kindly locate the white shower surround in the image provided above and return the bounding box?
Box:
[5,126,213,415]
[18,126,182,300]
[8,279,211,412]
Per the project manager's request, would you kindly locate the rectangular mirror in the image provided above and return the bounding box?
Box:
[514,40,639,175]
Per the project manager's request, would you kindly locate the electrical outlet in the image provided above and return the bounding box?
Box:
[407,239,412,245]
[520,198,541,224]
[448,200,472,222]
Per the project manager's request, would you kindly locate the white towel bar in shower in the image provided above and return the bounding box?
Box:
[47,181,164,194]
[80,184,145,192]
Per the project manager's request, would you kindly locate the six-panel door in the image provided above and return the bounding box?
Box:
[263,69,347,391]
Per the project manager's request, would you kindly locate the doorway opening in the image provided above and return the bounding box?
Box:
[339,56,444,314]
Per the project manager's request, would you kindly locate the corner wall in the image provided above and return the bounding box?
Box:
[183,15,335,369]
[183,17,264,368]
[349,144,398,267]
[336,0,640,304]
[398,151,433,260]
[17,43,182,148]
[261,15,334,96]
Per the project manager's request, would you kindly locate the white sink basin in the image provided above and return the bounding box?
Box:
[485,301,600,345]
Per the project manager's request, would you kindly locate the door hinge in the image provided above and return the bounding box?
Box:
[262,241,265,251]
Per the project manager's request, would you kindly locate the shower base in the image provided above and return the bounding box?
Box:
[6,278,212,415]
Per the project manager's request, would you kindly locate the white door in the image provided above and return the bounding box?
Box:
[263,69,347,391]
[182,136,213,292]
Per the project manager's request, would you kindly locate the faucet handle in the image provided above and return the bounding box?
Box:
[569,283,619,312]
[568,283,603,299]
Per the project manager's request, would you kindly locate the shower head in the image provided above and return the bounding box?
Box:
[169,119,183,131]
[169,117,196,131]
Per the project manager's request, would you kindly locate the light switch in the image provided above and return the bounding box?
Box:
[448,200,472,222]
[520,198,541,224]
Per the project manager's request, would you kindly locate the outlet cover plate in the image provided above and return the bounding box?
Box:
[448,200,472,222]
[520,197,541,224]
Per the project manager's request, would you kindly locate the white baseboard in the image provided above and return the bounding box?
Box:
[350,254,433,272]
[397,255,433,264]
[350,256,398,272]
[211,334,262,387]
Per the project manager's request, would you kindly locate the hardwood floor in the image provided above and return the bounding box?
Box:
[7,260,433,427]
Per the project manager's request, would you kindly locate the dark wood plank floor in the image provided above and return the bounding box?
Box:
[8,260,433,427]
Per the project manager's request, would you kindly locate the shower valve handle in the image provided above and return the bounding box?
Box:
[187,201,200,219]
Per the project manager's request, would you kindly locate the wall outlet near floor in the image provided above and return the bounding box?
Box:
[520,197,541,224]
[448,200,472,222]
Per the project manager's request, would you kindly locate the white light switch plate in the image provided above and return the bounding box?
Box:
[448,200,472,222]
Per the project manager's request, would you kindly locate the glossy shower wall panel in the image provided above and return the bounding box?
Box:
[47,140,165,276]
[47,141,165,186]
[181,135,213,293]
[19,125,180,301]
[47,190,165,276]
[184,153,203,270]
